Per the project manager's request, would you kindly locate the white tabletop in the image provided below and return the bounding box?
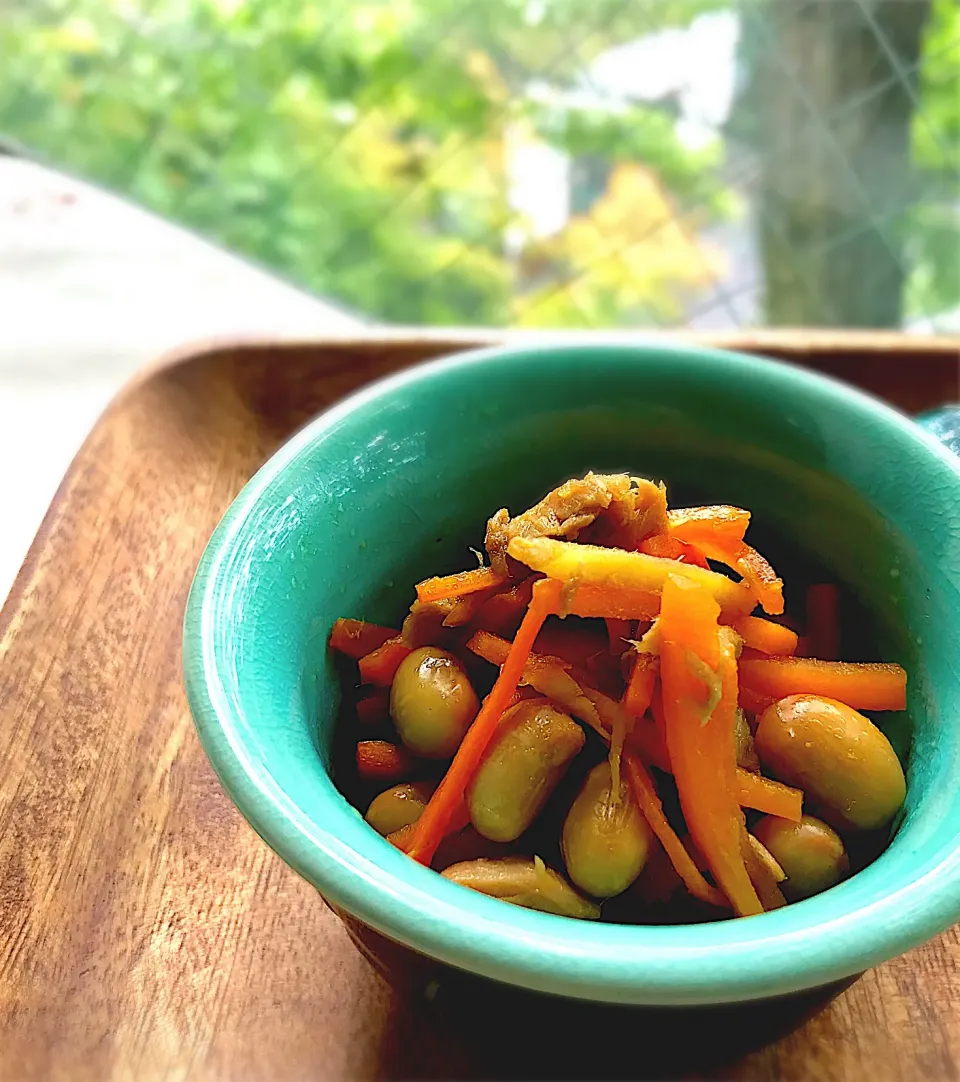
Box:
[0,156,363,603]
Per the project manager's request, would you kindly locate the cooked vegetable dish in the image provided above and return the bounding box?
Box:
[329,473,907,922]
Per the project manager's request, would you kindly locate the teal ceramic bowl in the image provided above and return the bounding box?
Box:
[183,343,960,1006]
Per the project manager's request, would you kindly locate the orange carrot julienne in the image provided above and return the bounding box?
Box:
[734,543,784,616]
[563,584,662,621]
[358,637,413,686]
[448,797,472,833]
[623,654,657,720]
[659,575,763,917]
[416,566,507,604]
[329,618,400,659]
[406,578,563,864]
[740,657,907,712]
[736,772,803,821]
[739,684,773,715]
[662,577,721,668]
[624,752,726,909]
[690,537,784,615]
[356,688,390,726]
[731,616,799,657]
[667,505,751,548]
[356,740,416,783]
[639,534,710,569]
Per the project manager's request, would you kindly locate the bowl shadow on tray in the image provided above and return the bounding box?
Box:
[334,906,859,1081]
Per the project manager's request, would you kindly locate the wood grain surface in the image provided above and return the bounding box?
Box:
[0,332,958,1082]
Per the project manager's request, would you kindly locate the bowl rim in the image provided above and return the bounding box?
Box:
[183,339,960,1005]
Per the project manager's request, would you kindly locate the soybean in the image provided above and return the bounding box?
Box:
[755,694,906,831]
[561,762,652,898]
[366,782,435,836]
[390,647,479,758]
[467,700,585,842]
[754,814,850,900]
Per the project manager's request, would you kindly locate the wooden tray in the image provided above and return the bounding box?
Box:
[1,331,958,1081]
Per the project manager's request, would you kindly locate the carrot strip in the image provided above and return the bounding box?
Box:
[508,536,756,618]
[740,657,907,712]
[406,578,563,864]
[731,616,798,657]
[416,566,507,604]
[563,584,662,621]
[356,740,415,783]
[736,772,803,822]
[623,654,657,719]
[329,618,399,659]
[358,638,413,686]
[356,688,390,726]
[739,684,774,715]
[639,534,710,569]
[624,753,727,908]
[806,583,840,661]
[667,505,751,548]
[447,798,472,833]
[659,575,763,917]
[690,537,784,615]
[734,543,784,616]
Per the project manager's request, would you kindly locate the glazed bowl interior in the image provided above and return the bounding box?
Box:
[185,343,960,1006]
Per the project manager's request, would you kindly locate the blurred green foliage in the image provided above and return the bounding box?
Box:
[0,0,956,327]
[907,0,960,322]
